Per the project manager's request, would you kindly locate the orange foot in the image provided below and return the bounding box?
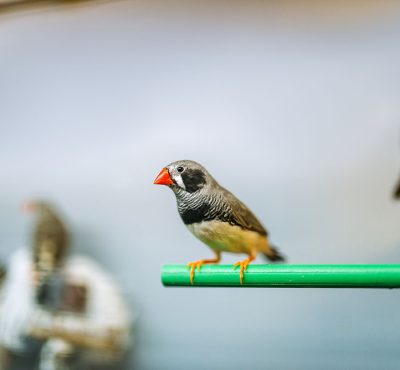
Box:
[233,255,255,284]
[187,257,220,284]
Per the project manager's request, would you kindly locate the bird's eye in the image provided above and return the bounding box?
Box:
[177,166,184,173]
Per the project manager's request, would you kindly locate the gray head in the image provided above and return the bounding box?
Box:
[154,160,216,194]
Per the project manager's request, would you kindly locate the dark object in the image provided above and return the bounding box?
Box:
[59,283,87,313]
[36,273,64,311]
[36,273,87,314]
[0,265,6,285]
[393,177,400,199]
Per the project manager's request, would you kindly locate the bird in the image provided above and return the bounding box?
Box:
[22,200,70,305]
[154,160,285,284]
[23,200,69,268]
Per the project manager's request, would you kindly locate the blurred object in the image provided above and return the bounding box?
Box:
[27,200,69,264]
[0,0,95,8]
[0,200,133,370]
[39,338,74,370]
[0,265,5,285]
[1,0,400,23]
[0,0,102,15]
[23,200,69,308]
[393,176,400,199]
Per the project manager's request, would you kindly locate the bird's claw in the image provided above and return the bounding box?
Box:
[186,257,221,284]
[233,258,252,285]
[187,260,205,284]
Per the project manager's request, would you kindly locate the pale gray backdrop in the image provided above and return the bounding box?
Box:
[1,1,400,369]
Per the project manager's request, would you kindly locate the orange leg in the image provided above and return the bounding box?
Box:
[233,253,256,284]
[187,252,221,284]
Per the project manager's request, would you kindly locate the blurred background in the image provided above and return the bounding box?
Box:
[1,0,400,369]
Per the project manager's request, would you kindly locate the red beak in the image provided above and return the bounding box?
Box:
[21,201,36,213]
[154,168,173,185]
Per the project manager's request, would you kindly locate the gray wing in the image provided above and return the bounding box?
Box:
[220,187,268,236]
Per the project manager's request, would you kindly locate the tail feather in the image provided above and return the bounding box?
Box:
[263,245,285,262]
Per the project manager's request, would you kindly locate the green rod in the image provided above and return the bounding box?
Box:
[161,264,400,288]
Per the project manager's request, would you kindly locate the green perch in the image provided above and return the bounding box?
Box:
[161,264,400,288]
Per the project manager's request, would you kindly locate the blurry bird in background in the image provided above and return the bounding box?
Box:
[0,200,133,370]
[154,160,285,284]
[24,200,69,309]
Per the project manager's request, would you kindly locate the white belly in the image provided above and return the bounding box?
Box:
[187,220,267,255]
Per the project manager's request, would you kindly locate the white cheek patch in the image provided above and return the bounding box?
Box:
[175,174,186,190]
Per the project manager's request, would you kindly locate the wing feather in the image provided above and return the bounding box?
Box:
[220,187,268,236]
